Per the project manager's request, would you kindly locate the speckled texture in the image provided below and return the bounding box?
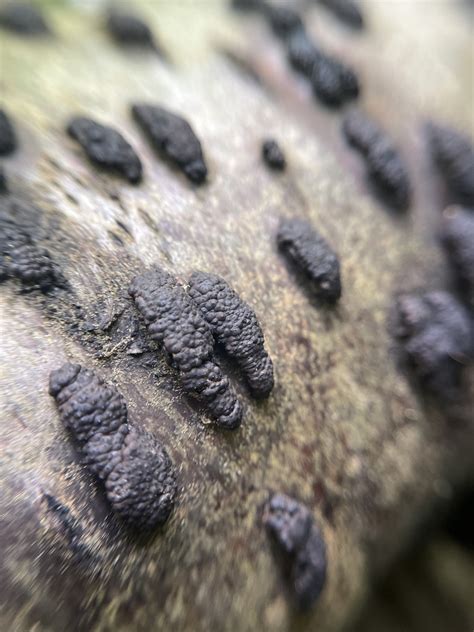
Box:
[0,1,473,631]
[130,267,243,428]
[188,271,274,398]
[49,363,176,529]
[132,104,207,184]
[67,117,142,184]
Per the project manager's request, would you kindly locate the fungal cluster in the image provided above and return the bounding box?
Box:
[49,363,177,530]
[129,267,273,428]
[316,0,364,29]
[262,139,286,171]
[0,199,63,292]
[440,207,474,308]
[0,2,50,36]
[342,110,411,210]
[0,109,17,156]
[106,9,159,52]
[264,494,327,610]
[277,218,342,303]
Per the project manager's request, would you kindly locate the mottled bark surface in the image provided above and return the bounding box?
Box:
[0,1,473,631]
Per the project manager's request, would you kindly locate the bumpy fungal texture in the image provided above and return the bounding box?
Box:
[262,139,286,170]
[129,268,243,429]
[342,110,411,210]
[440,207,474,307]
[49,363,177,530]
[0,109,17,156]
[188,271,274,398]
[131,104,207,184]
[317,0,364,29]
[427,122,474,206]
[0,2,50,35]
[0,203,61,292]
[67,117,142,184]
[277,218,342,303]
[106,10,162,53]
[264,494,327,611]
[392,291,473,397]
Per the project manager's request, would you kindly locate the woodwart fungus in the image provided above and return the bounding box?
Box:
[67,117,143,184]
[0,109,17,156]
[106,10,157,50]
[188,271,274,398]
[263,493,327,611]
[392,291,473,398]
[0,2,50,36]
[262,139,286,171]
[342,110,411,210]
[0,203,62,292]
[440,207,474,308]
[277,218,342,303]
[129,268,243,429]
[426,122,474,207]
[49,363,177,530]
[131,104,208,185]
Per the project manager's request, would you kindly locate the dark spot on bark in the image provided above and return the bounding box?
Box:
[391,291,473,398]
[426,121,474,207]
[0,167,7,194]
[262,139,286,170]
[106,9,154,48]
[188,271,274,398]
[342,110,411,210]
[67,117,142,184]
[0,109,17,156]
[0,2,50,35]
[129,267,243,429]
[263,493,327,611]
[0,199,65,292]
[263,3,304,39]
[277,217,342,304]
[49,363,177,530]
[231,0,265,10]
[440,206,474,308]
[131,104,207,185]
[316,0,365,29]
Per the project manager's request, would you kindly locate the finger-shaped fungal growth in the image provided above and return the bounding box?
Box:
[262,139,286,171]
[392,291,473,397]
[0,204,62,292]
[129,268,243,429]
[188,271,274,398]
[277,218,342,303]
[316,0,364,29]
[67,117,142,184]
[0,109,17,156]
[131,104,208,184]
[106,9,164,55]
[440,207,474,308]
[426,122,474,207]
[0,2,50,35]
[342,110,411,210]
[263,494,327,611]
[49,363,177,530]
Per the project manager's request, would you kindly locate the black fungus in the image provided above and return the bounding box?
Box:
[426,122,474,207]
[286,30,359,106]
[317,0,364,29]
[0,168,6,194]
[188,271,274,398]
[392,291,473,397]
[277,218,342,303]
[129,268,243,429]
[49,363,177,530]
[0,2,50,35]
[342,110,411,210]
[106,9,161,53]
[67,117,142,184]
[0,202,61,292]
[262,139,286,170]
[440,207,474,307]
[263,4,304,39]
[131,104,207,184]
[0,109,17,156]
[264,494,327,610]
